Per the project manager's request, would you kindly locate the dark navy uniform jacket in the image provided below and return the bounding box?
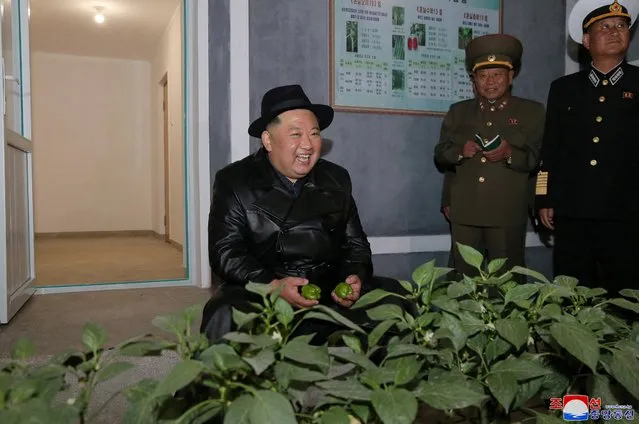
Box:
[535,61,639,221]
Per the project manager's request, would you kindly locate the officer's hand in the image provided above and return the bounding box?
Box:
[483,140,512,162]
[462,141,482,158]
[270,277,319,309]
[442,206,451,221]
[539,208,555,230]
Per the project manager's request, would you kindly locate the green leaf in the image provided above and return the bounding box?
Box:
[248,390,297,424]
[118,338,175,356]
[154,359,205,397]
[82,322,107,352]
[368,320,397,348]
[431,296,460,314]
[274,361,329,386]
[539,304,563,321]
[321,406,351,424]
[274,297,294,326]
[495,316,529,349]
[302,307,366,335]
[458,311,485,336]
[351,404,371,423]
[199,343,249,372]
[281,337,330,374]
[582,287,608,298]
[590,374,621,412]
[490,357,551,380]
[316,379,373,401]
[398,280,414,294]
[619,288,639,302]
[447,281,476,298]
[329,346,378,370]
[352,289,403,310]
[459,299,484,313]
[223,332,277,348]
[10,337,35,360]
[486,372,517,412]
[175,399,224,424]
[512,375,545,410]
[152,312,188,335]
[384,356,424,386]
[415,380,487,410]
[412,259,436,287]
[243,348,275,376]
[224,394,252,424]
[371,388,418,424]
[366,304,405,321]
[510,266,551,284]
[385,344,440,360]
[95,361,135,384]
[341,334,363,355]
[615,339,639,357]
[555,275,579,288]
[535,412,566,424]
[504,283,541,307]
[488,258,508,274]
[232,308,260,329]
[608,348,639,399]
[539,370,570,399]
[550,321,600,372]
[609,298,639,314]
[435,313,468,352]
[467,333,489,355]
[245,281,271,297]
[456,243,483,269]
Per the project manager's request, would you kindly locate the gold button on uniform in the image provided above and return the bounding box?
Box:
[593,136,600,143]
[603,80,609,85]
[479,177,485,183]
[599,96,606,102]
[590,160,598,166]
[486,121,493,127]
[481,157,487,163]
[596,116,603,123]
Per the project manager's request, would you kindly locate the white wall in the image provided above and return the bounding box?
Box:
[151,3,185,248]
[31,52,152,233]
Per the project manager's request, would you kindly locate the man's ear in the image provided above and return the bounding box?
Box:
[507,70,514,86]
[583,33,590,50]
[261,131,273,152]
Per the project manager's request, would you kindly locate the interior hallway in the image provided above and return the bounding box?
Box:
[34,234,186,286]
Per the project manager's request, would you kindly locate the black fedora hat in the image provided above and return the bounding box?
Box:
[248,85,334,138]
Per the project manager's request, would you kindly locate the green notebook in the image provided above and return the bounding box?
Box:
[474,134,502,151]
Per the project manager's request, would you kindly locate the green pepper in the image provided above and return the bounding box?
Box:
[334,282,353,299]
[301,284,321,300]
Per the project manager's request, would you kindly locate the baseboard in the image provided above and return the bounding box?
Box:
[151,231,183,252]
[35,230,157,239]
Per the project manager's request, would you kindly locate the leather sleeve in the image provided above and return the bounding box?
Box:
[502,102,546,173]
[337,173,373,283]
[208,172,275,286]
[535,82,561,210]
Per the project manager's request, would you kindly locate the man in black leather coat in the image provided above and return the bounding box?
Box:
[200,85,405,345]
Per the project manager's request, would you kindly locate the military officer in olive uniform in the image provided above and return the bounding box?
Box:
[535,0,639,294]
[434,34,546,279]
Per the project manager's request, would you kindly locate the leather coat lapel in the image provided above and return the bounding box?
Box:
[249,150,345,227]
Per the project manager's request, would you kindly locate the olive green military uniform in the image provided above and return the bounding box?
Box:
[434,34,546,278]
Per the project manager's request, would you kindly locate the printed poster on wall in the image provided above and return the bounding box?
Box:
[330,0,503,115]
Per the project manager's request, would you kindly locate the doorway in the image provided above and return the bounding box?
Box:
[28,0,187,287]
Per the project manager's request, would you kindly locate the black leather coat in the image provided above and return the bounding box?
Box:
[208,148,373,297]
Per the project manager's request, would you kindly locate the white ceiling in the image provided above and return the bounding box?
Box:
[28,0,181,61]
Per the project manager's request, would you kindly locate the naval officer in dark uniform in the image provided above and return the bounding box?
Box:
[535,0,639,294]
[435,34,546,279]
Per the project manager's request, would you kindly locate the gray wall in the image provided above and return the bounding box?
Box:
[245,0,563,278]
[209,0,231,178]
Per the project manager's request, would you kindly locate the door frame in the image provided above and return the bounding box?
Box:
[160,73,170,244]
[34,0,212,294]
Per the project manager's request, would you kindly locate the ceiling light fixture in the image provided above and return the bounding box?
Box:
[94,7,105,24]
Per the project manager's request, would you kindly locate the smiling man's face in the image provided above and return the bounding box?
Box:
[262,109,322,182]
